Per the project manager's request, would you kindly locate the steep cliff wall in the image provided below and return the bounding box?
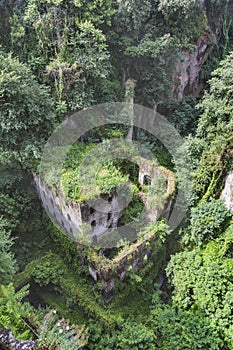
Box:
[172,30,219,100]
[220,171,233,212]
[172,0,226,100]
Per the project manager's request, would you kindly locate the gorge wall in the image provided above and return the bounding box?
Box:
[220,171,233,212]
[172,29,219,100]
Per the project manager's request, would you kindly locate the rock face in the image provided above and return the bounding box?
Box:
[0,329,37,350]
[220,171,233,212]
[172,30,219,100]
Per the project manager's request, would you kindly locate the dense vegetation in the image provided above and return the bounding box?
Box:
[1,0,233,349]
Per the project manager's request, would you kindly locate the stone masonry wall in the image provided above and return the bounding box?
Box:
[34,175,121,242]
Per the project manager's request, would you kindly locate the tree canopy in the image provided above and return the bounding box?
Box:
[0,0,233,349]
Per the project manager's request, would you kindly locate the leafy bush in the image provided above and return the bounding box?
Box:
[0,283,34,339]
[38,310,88,350]
[166,226,233,348]
[0,218,16,285]
[0,51,56,166]
[168,96,200,136]
[184,198,231,246]
[88,320,156,350]
[61,141,136,202]
[120,195,144,225]
[158,0,200,17]
[197,52,233,141]
[31,253,64,288]
[149,293,223,350]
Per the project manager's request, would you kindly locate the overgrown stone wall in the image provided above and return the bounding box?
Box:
[137,157,175,222]
[34,159,174,304]
[34,160,174,242]
[34,175,121,241]
[84,222,167,304]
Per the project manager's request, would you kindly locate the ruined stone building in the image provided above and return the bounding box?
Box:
[35,155,175,304]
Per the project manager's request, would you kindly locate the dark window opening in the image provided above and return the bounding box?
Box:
[61,220,64,227]
[143,175,151,186]
[108,196,112,203]
[90,207,95,214]
[67,213,71,221]
[91,220,96,228]
[107,213,111,221]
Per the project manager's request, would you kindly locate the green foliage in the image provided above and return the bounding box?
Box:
[200,1,233,83]
[158,0,206,41]
[183,198,232,246]
[0,218,16,285]
[38,310,88,350]
[120,195,144,225]
[194,133,233,200]
[88,289,223,349]
[115,322,156,350]
[166,225,233,348]
[197,52,233,141]
[149,293,223,350]
[168,96,200,136]
[189,53,233,199]
[88,320,156,350]
[0,191,32,231]
[0,283,34,339]
[0,151,26,190]
[137,131,173,169]
[0,186,56,271]
[31,252,64,288]
[61,141,136,202]
[1,2,233,350]
[108,0,209,106]
[123,34,177,106]
[7,0,113,115]
[0,51,56,167]
[47,223,81,266]
[147,173,167,210]
[158,0,200,17]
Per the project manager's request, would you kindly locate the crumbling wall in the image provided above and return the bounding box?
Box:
[137,158,175,222]
[34,175,121,241]
[35,158,175,242]
[86,225,165,304]
[35,158,175,305]
[34,175,82,240]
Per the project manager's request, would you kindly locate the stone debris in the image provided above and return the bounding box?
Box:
[0,329,37,350]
